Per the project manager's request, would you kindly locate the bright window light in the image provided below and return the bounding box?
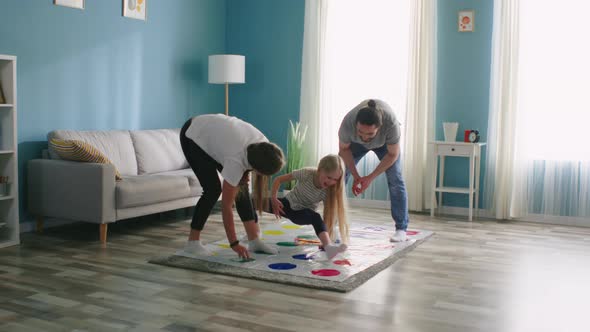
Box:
[321,0,411,154]
[517,0,590,161]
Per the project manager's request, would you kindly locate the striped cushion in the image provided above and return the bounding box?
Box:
[49,138,122,180]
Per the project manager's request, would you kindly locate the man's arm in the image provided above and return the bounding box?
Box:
[339,141,364,195]
[370,143,399,179]
[358,143,400,194]
[339,141,360,180]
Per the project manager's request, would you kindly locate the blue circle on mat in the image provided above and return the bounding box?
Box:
[292,254,311,260]
[268,263,297,270]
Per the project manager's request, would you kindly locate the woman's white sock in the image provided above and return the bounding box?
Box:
[184,240,210,255]
[248,239,278,254]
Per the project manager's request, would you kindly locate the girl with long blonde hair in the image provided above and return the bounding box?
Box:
[270,154,349,259]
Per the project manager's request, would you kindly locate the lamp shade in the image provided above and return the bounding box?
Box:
[208,54,245,84]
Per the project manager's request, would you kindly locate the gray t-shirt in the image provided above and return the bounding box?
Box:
[285,168,327,211]
[338,99,401,150]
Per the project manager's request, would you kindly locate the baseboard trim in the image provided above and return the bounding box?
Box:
[350,200,590,227]
[347,198,390,209]
[435,206,590,227]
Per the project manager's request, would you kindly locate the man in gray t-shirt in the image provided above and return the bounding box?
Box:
[338,99,409,242]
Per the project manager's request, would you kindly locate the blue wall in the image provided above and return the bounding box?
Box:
[436,0,493,208]
[225,0,494,209]
[226,0,305,152]
[0,0,227,221]
[1,0,494,223]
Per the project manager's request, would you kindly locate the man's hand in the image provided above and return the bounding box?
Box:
[352,177,362,196]
[271,197,284,218]
[358,175,374,195]
[232,244,250,259]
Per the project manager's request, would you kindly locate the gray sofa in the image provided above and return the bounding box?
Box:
[28,128,204,243]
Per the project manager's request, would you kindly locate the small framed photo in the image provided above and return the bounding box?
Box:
[54,0,84,10]
[458,10,474,32]
[123,0,147,21]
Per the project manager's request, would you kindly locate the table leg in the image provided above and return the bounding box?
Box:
[468,155,475,221]
[438,156,445,209]
[475,152,481,217]
[431,154,438,217]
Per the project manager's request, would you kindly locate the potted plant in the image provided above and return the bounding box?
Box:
[284,120,307,191]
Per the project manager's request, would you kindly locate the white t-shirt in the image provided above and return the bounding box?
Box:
[184,114,268,186]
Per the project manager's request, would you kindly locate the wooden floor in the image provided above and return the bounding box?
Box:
[1,207,590,332]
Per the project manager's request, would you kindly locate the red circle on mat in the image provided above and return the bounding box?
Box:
[333,259,352,266]
[311,269,340,277]
[406,230,419,236]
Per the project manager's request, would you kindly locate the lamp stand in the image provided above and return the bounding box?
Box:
[225,83,229,116]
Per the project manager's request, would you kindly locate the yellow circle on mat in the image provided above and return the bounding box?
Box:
[282,225,302,230]
[217,244,230,249]
[263,230,285,236]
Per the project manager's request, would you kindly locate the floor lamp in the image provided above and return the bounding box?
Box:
[208,54,245,116]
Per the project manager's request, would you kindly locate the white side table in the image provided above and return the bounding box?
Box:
[430,141,486,221]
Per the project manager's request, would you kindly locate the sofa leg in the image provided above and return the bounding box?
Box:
[99,224,108,244]
[36,216,44,233]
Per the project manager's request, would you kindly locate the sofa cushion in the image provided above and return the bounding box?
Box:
[116,175,191,209]
[130,129,189,175]
[152,168,206,196]
[49,138,123,180]
[48,130,138,176]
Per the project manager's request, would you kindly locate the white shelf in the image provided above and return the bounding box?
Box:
[434,186,474,194]
[0,54,19,248]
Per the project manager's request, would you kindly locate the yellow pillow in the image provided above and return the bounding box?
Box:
[49,138,122,181]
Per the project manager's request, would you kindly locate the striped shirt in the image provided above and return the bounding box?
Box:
[285,168,327,211]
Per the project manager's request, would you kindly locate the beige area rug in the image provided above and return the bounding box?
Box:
[149,220,433,292]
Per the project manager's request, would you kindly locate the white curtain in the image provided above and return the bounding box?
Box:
[299,0,330,167]
[402,0,437,211]
[484,0,525,219]
[486,0,590,220]
[300,0,436,206]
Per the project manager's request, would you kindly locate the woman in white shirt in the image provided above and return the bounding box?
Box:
[180,114,285,259]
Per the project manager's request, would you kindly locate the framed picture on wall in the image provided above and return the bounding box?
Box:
[458,10,474,32]
[123,0,147,21]
[54,0,84,10]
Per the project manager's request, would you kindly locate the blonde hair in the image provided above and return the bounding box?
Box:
[237,172,269,214]
[318,154,349,244]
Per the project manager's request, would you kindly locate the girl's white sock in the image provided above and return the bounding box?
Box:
[325,243,348,260]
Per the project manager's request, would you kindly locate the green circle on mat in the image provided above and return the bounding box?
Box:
[296,235,316,239]
[276,241,298,247]
[230,257,256,263]
[263,230,285,235]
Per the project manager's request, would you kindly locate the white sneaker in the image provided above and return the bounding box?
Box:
[390,230,407,242]
[183,240,210,256]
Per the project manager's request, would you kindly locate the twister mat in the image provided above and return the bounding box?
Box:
[150,220,433,292]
